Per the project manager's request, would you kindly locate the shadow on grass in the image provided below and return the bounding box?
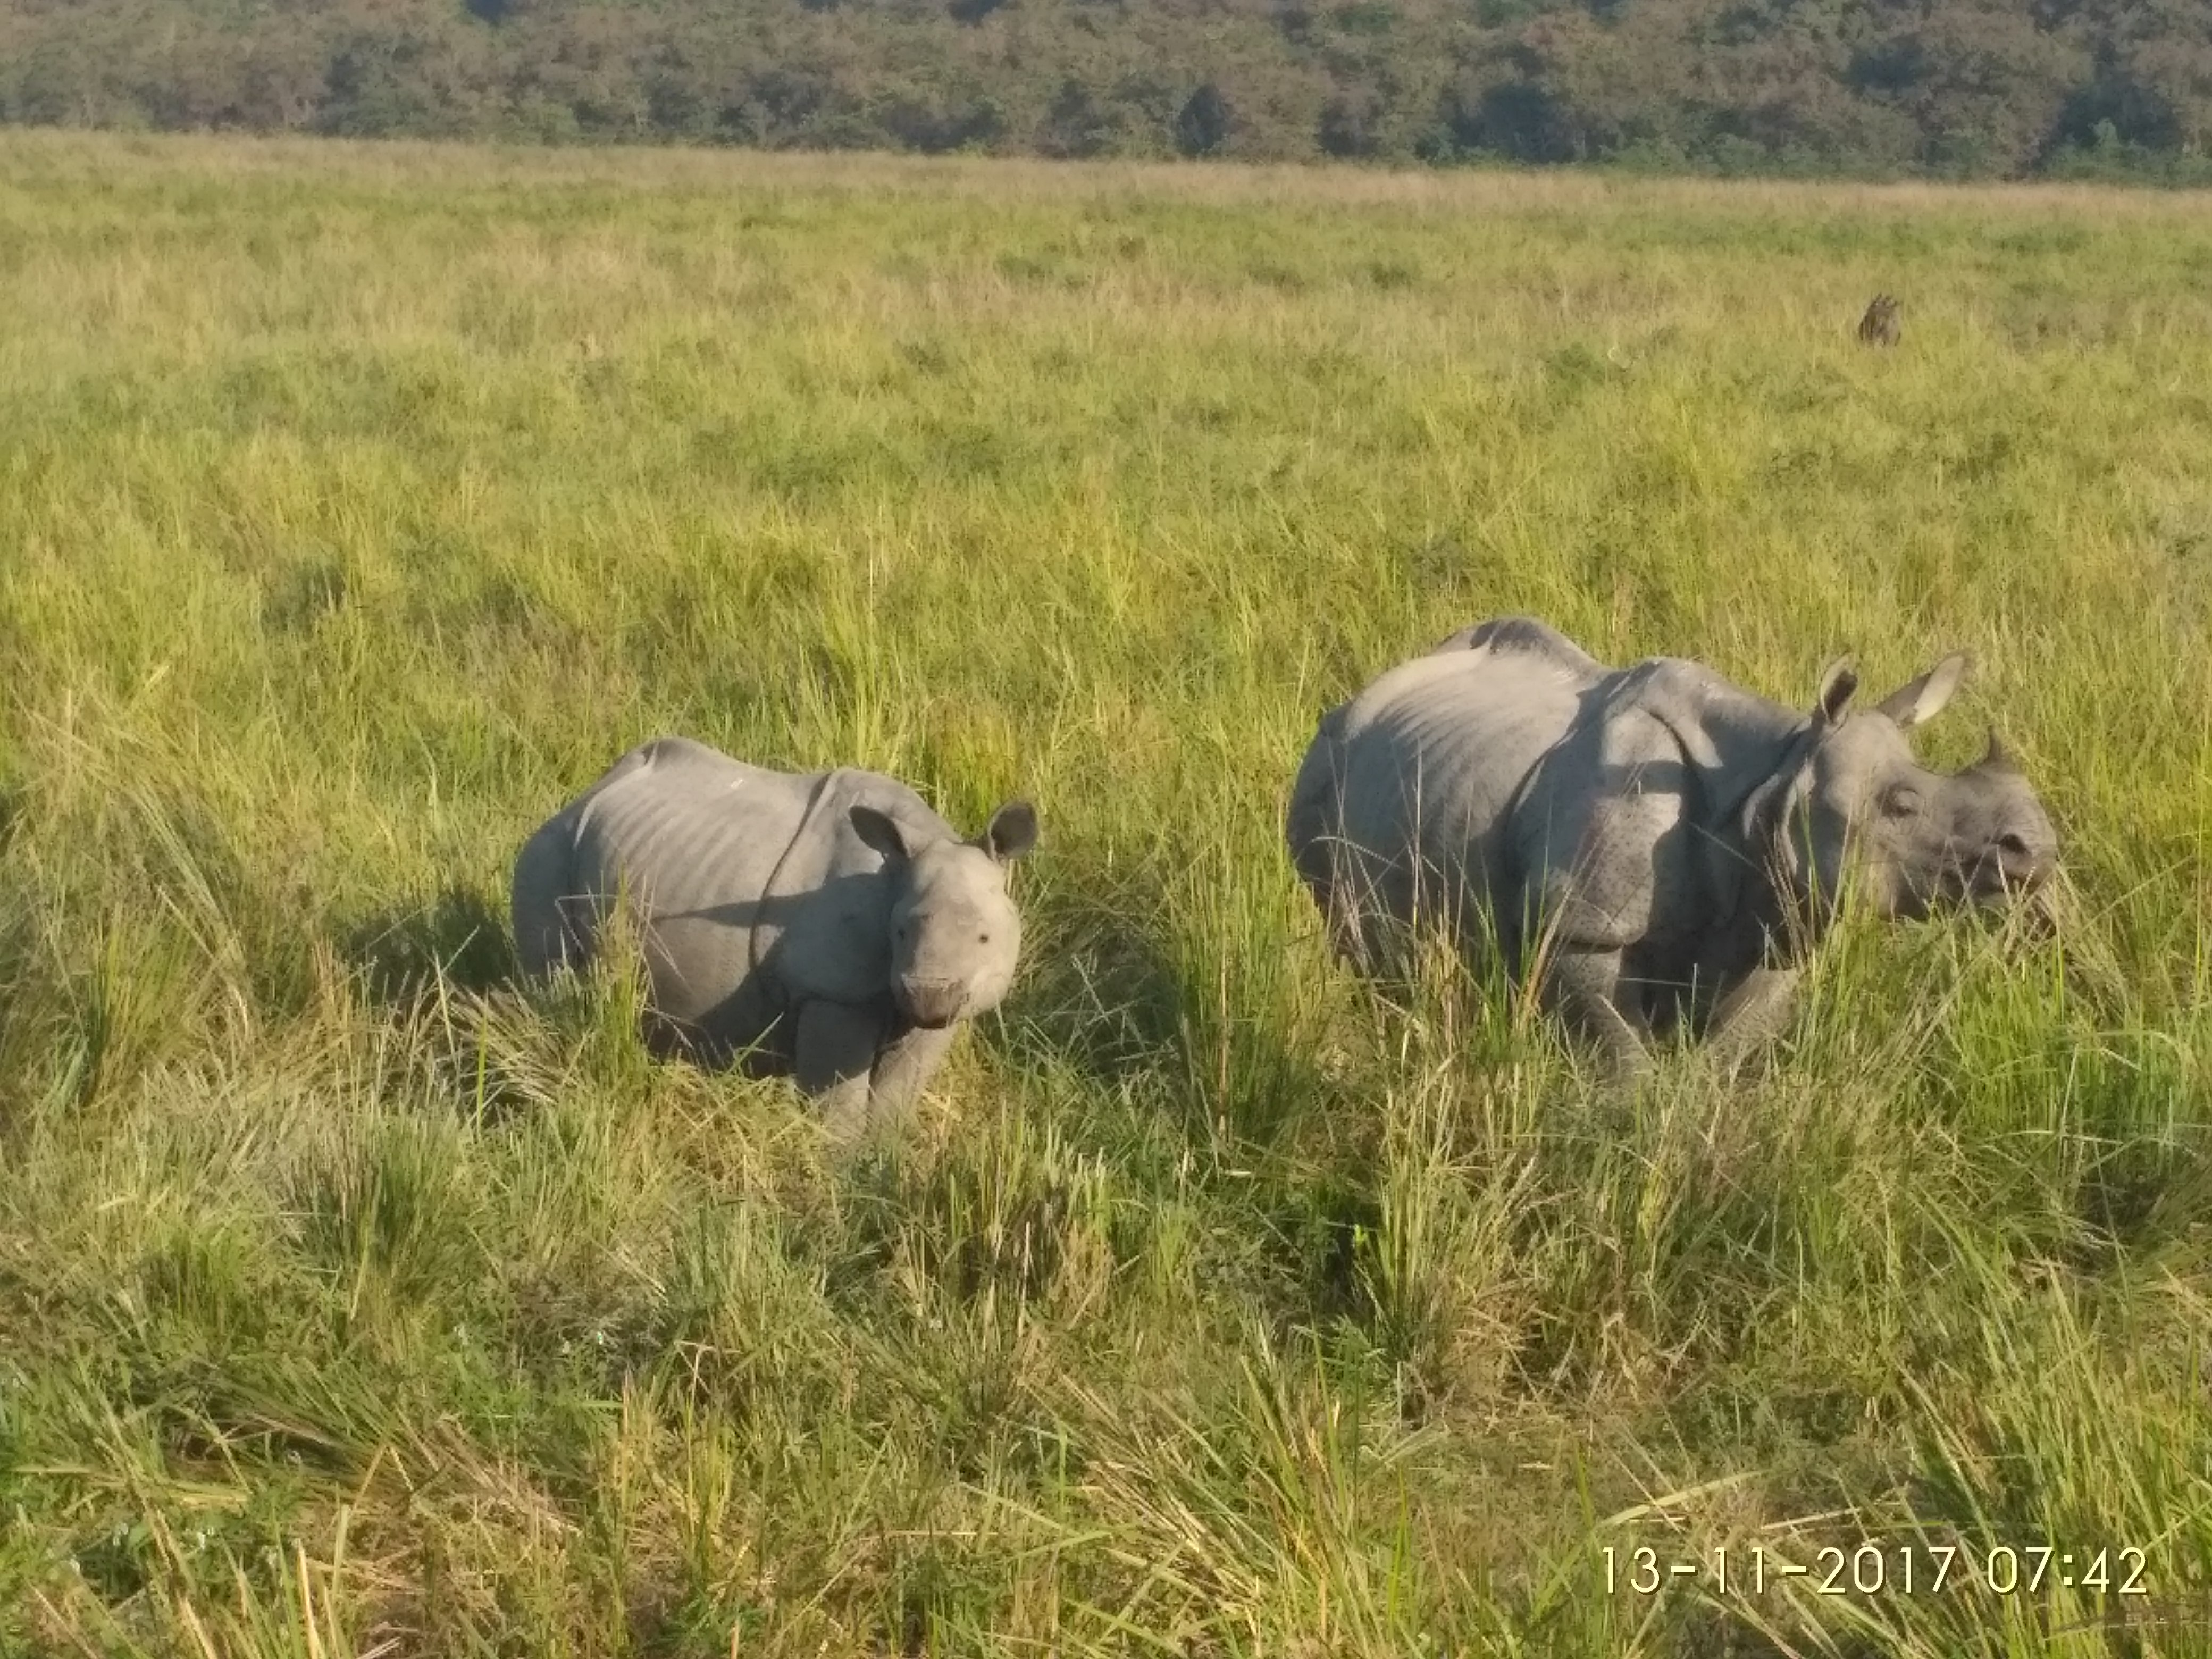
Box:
[328,883,548,1125]
[335,883,518,1012]
[987,849,1406,1368]
[995,885,1185,1089]
[994,851,1335,1151]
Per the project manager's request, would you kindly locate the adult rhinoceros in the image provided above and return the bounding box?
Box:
[1285,616,2058,1075]
[513,736,1037,1137]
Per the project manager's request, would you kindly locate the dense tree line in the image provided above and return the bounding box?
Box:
[3,0,2209,179]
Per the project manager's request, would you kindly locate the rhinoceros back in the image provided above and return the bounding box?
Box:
[514,738,949,1059]
[1291,621,1604,964]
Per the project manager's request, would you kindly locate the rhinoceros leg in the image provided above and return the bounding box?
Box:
[794,999,887,1142]
[1540,948,1653,1081]
[868,1022,960,1132]
[1314,864,1389,976]
[1702,966,1800,1071]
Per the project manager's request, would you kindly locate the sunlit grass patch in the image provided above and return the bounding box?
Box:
[1,131,2209,1655]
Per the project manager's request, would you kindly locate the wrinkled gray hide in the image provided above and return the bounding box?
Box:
[513,737,1037,1137]
[1285,616,2059,1076]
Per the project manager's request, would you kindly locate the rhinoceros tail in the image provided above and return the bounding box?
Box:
[1286,703,1362,931]
[1285,709,1339,858]
[512,811,594,981]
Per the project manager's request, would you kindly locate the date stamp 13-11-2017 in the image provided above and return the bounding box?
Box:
[1603,1541,2152,1602]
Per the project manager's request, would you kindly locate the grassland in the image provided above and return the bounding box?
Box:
[2,129,2211,1656]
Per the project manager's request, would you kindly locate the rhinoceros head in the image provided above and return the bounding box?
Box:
[1765,652,2059,929]
[848,800,1037,1029]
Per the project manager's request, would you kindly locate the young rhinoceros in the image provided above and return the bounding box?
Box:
[1285,617,2059,1077]
[512,737,1037,1137]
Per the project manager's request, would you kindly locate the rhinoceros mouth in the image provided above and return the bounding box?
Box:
[895,981,967,1029]
[1964,852,2054,906]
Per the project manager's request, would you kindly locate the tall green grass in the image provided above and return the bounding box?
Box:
[2,130,2209,1655]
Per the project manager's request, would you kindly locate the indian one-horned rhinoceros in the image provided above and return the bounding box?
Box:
[1285,616,2059,1076]
[512,736,1037,1136]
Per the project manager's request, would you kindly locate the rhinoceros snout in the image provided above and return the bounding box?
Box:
[1989,830,2058,894]
[898,977,968,1029]
[1959,834,2057,909]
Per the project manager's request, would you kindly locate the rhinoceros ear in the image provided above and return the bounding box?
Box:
[1812,655,1858,728]
[849,805,914,864]
[979,800,1037,863]
[1873,651,1970,730]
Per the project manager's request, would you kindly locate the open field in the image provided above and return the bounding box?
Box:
[3,129,2211,1656]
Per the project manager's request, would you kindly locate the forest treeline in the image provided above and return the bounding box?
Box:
[3,0,2210,180]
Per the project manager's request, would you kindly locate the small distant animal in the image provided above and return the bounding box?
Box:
[1284,617,2059,1078]
[1857,293,1901,346]
[512,738,1037,1137]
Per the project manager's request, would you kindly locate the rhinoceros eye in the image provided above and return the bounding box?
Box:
[1882,784,1923,818]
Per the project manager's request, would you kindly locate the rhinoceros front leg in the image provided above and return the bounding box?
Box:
[794,999,888,1143]
[1540,948,1654,1082]
[867,1021,961,1133]
[1701,966,1800,1072]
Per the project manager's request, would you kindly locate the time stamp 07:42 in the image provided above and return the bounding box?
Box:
[1604,1542,2151,1601]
